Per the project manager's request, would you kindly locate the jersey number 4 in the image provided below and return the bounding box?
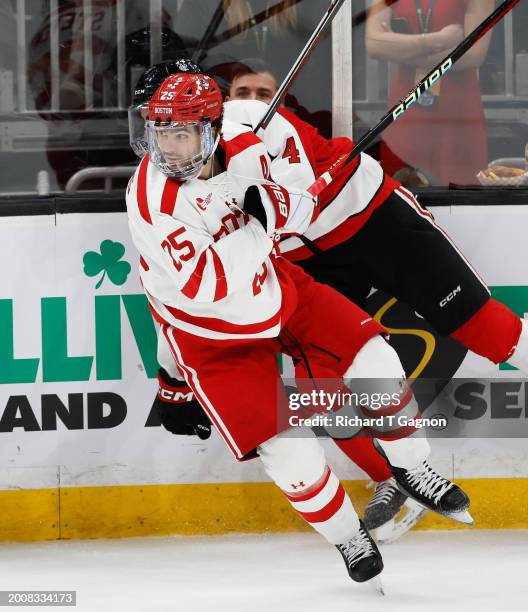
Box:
[161,227,195,271]
[282,137,301,164]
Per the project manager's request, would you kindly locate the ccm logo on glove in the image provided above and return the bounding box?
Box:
[155,368,212,440]
[158,386,194,404]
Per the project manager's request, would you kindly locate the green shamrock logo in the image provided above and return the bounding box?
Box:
[83,240,131,289]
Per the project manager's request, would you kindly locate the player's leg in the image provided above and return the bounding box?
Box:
[281,261,472,523]
[294,353,406,536]
[350,187,524,370]
[343,334,472,524]
[258,428,383,582]
[163,323,382,582]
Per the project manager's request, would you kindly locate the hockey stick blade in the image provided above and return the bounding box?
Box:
[306,0,521,198]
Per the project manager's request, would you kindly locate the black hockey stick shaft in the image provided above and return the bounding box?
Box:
[256,0,348,132]
[254,0,397,133]
[192,0,231,63]
[307,0,521,197]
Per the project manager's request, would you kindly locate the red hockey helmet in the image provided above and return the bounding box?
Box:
[148,73,223,124]
[146,74,223,180]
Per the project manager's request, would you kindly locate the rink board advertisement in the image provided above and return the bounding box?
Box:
[0,211,257,483]
[1,205,528,480]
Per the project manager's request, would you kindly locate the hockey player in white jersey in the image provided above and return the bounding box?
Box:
[125,71,473,585]
[130,60,425,545]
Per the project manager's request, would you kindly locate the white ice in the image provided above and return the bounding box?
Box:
[1,530,526,612]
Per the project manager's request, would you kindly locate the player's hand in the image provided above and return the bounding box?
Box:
[244,183,316,237]
[155,368,212,440]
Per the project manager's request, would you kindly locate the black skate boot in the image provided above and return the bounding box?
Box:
[364,477,407,531]
[391,460,473,524]
[336,520,384,587]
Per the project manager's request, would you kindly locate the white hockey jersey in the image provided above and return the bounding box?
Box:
[222,100,398,261]
[126,117,296,341]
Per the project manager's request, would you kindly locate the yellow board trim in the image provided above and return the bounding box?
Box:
[0,478,526,541]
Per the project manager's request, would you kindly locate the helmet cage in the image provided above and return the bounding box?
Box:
[146,119,217,181]
[128,103,149,158]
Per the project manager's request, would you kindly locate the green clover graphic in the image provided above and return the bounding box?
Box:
[83,240,131,289]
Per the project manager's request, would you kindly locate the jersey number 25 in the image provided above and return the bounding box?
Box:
[161,227,195,272]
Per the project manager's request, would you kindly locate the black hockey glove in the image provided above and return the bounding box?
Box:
[243,185,268,230]
[156,368,212,440]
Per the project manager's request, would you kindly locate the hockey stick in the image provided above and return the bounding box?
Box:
[192,0,231,63]
[255,0,398,133]
[256,0,348,132]
[306,0,521,197]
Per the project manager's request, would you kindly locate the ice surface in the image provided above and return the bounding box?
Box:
[0,530,526,611]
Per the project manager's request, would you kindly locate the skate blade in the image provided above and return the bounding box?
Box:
[371,518,395,544]
[377,500,428,545]
[445,509,474,525]
[368,575,385,596]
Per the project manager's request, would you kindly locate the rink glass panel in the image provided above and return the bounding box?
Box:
[0,0,332,195]
[345,0,528,188]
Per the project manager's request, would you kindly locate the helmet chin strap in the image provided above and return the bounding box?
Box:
[204,131,221,165]
[199,130,221,179]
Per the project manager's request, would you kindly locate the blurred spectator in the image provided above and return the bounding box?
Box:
[225,58,278,104]
[211,57,333,137]
[27,0,190,188]
[28,1,176,112]
[366,0,494,186]
[222,0,298,58]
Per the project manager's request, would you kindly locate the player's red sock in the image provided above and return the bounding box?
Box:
[451,298,522,364]
[334,437,392,482]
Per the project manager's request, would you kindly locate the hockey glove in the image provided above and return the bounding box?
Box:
[244,183,316,237]
[156,368,212,440]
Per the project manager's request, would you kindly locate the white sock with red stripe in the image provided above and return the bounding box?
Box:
[258,429,359,545]
[343,335,431,470]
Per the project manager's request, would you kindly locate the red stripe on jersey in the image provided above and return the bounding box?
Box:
[148,303,168,326]
[161,325,242,459]
[284,174,398,262]
[297,484,346,523]
[181,251,208,300]
[139,256,149,271]
[395,187,433,220]
[163,302,281,335]
[160,177,181,216]
[210,247,228,301]
[278,108,360,209]
[318,156,361,210]
[221,131,261,166]
[137,154,152,225]
[284,467,331,502]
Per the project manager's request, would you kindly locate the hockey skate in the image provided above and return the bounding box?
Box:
[391,460,473,524]
[364,477,426,544]
[336,520,384,594]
